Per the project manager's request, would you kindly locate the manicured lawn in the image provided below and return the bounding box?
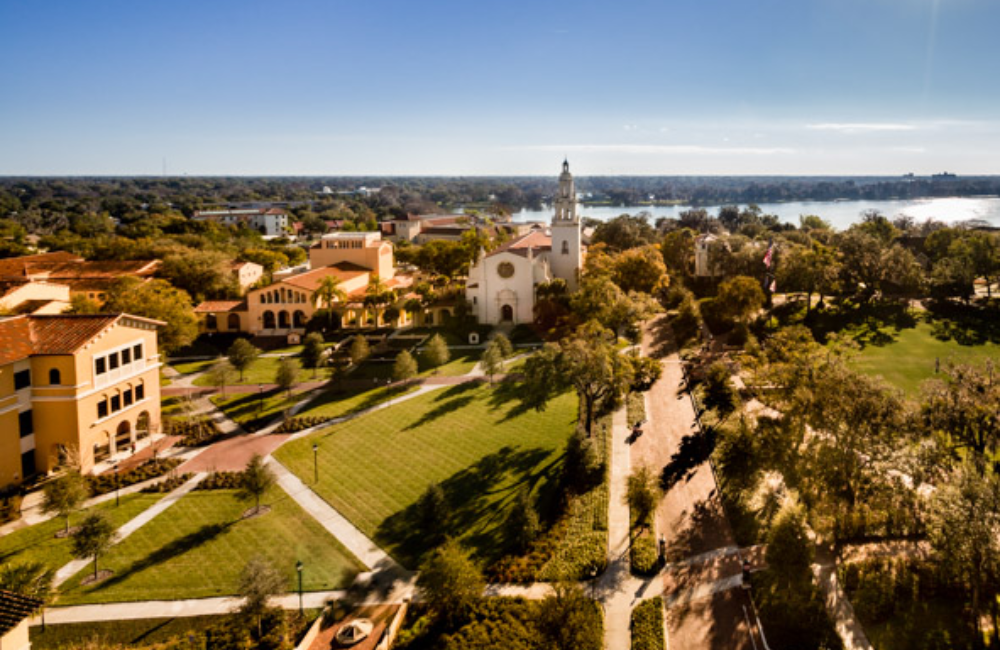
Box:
[0,494,163,577]
[294,383,421,421]
[58,487,363,604]
[848,320,1000,396]
[169,359,217,375]
[274,383,578,568]
[417,350,481,377]
[193,356,335,386]
[210,390,301,430]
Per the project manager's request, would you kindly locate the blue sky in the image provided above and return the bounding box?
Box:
[1,0,998,175]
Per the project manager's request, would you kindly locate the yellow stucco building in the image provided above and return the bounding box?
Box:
[0,314,163,489]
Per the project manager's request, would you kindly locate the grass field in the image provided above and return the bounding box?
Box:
[193,356,336,386]
[294,383,421,421]
[349,350,482,382]
[274,383,578,568]
[849,320,1000,396]
[168,359,216,375]
[210,390,300,430]
[0,494,162,577]
[57,488,364,604]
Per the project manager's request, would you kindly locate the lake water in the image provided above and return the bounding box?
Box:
[512,196,1000,231]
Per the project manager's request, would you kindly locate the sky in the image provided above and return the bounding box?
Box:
[1,0,999,176]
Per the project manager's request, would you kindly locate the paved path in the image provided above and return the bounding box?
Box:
[814,546,874,650]
[53,473,207,587]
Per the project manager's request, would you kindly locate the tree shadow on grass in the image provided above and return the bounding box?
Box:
[924,299,1000,345]
[661,428,717,492]
[75,522,232,595]
[374,445,555,569]
[806,300,917,347]
[403,382,480,431]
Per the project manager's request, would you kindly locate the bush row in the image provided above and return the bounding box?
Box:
[165,417,226,447]
[195,472,243,491]
[630,597,665,650]
[274,415,329,434]
[626,392,646,428]
[0,493,23,525]
[140,473,193,493]
[839,557,959,625]
[630,521,660,576]
[87,458,184,496]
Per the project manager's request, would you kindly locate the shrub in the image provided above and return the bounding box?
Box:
[140,473,193,493]
[86,458,184,496]
[703,362,738,416]
[630,523,659,576]
[196,472,243,491]
[274,416,329,433]
[631,597,665,650]
[165,417,226,447]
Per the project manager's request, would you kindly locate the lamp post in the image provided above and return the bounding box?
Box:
[312,443,319,484]
[295,560,304,616]
[114,463,120,507]
[385,377,393,407]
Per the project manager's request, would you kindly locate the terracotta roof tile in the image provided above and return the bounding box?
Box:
[486,230,552,258]
[0,313,164,365]
[0,317,36,366]
[0,589,43,636]
[0,252,82,277]
[194,300,247,313]
[29,260,159,279]
[280,265,369,291]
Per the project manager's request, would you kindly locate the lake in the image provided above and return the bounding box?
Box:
[512,196,1000,231]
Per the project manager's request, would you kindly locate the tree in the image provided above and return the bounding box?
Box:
[481,341,503,384]
[612,245,668,295]
[67,293,101,315]
[703,362,738,416]
[310,276,347,330]
[237,454,275,516]
[563,426,602,492]
[422,333,450,371]
[417,539,484,624]
[417,483,450,544]
[393,350,418,382]
[0,561,54,604]
[626,465,660,525]
[927,465,1000,639]
[226,338,260,382]
[492,332,514,359]
[775,242,840,314]
[103,278,197,354]
[300,332,326,378]
[72,512,117,581]
[237,556,287,638]
[363,275,395,326]
[207,360,238,394]
[519,343,569,413]
[41,471,88,535]
[591,213,658,251]
[348,335,370,365]
[274,357,299,398]
[505,488,539,553]
[716,275,765,325]
[765,503,814,589]
[536,582,603,650]
[560,321,633,436]
[921,362,999,473]
[159,249,237,302]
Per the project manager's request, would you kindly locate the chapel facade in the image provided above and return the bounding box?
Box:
[466,161,584,325]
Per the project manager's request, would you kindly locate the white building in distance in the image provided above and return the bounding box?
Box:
[466,161,584,325]
[192,208,290,238]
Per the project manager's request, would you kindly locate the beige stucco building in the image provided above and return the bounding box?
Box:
[309,231,395,279]
[0,314,163,489]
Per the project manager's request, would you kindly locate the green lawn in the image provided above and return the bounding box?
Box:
[847,320,1000,396]
[193,356,336,386]
[168,359,217,375]
[0,494,163,577]
[57,488,363,604]
[294,383,421,421]
[274,383,578,568]
[349,350,483,382]
[210,390,301,430]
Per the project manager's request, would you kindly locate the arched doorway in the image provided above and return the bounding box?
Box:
[136,411,150,439]
[263,310,276,329]
[278,310,290,328]
[227,313,241,330]
[501,304,514,321]
[115,420,132,453]
[293,310,306,328]
[94,432,110,463]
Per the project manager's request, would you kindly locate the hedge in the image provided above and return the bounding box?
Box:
[631,597,665,650]
[87,458,184,496]
[165,417,226,447]
[195,472,243,491]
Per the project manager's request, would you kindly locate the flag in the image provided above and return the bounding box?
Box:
[763,239,774,269]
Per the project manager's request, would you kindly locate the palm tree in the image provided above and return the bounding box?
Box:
[364,275,395,327]
[311,276,348,330]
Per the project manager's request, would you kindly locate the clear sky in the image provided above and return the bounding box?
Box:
[1,0,998,176]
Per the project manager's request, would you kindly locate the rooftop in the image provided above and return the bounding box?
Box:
[486,230,552,258]
[194,300,247,313]
[0,314,164,366]
[0,589,43,636]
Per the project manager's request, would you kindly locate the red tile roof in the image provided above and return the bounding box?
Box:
[194,300,247,313]
[0,251,82,277]
[486,230,552,258]
[0,589,43,636]
[29,260,160,279]
[280,264,369,291]
[0,314,164,365]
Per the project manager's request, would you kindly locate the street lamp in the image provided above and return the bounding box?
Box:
[385,377,393,406]
[312,443,319,484]
[295,560,304,616]
[114,463,120,507]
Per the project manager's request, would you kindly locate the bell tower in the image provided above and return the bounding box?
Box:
[549,160,583,290]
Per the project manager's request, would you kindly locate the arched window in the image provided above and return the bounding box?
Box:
[293,310,306,328]
[49,368,61,385]
[561,240,569,254]
[228,313,241,330]
[278,311,290,328]
[263,310,276,329]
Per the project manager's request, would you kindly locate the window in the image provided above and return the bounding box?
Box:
[135,382,145,401]
[561,241,569,254]
[122,348,131,364]
[98,398,108,419]
[96,357,107,375]
[111,394,121,412]
[14,370,30,390]
[108,353,119,370]
[206,314,218,330]
[123,388,133,407]
[18,410,33,438]
[20,451,36,479]
[133,344,142,360]
[49,368,61,385]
